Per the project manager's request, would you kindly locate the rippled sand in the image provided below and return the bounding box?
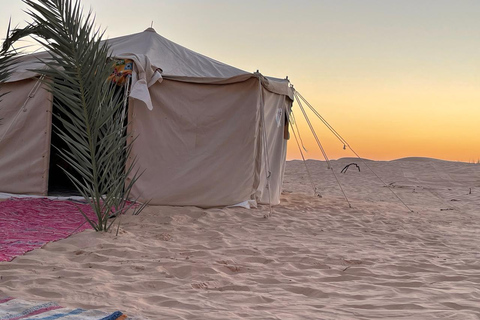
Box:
[1,158,479,319]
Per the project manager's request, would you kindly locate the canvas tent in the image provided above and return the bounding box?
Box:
[0,28,293,208]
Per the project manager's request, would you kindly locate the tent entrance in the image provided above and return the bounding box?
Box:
[47,67,131,197]
[48,59,133,196]
[47,101,81,196]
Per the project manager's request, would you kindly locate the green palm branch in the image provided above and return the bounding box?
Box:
[0,50,14,124]
[0,50,15,88]
[3,0,146,231]
[0,20,17,101]
[0,20,18,126]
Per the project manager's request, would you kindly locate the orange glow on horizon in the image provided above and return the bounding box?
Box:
[287,80,480,163]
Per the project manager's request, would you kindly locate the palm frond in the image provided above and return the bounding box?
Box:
[0,19,17,95]
[0,19,18,125]
[0,50,15,86]
[3,0,146,231]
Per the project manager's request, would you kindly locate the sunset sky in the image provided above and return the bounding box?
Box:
[1,0,479,162]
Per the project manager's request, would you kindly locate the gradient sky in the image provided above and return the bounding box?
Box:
[1,0,479,162]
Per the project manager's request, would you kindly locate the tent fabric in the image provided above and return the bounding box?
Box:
[117,54,163,110]
[264,76,294,100]
[109,28,249,80]
[1,28,293,207]
[0,79,52,195]
[3,51,50,83]
[256,87,292,205]
[127,78,262,207]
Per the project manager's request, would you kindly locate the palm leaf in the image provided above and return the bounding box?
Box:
[0,19,17,98]
[3,0,146,231]
[0,20,19,126]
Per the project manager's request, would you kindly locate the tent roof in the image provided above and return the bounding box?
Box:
[6,28,249,82]
[109,28,249,80]
[5,28,292,99]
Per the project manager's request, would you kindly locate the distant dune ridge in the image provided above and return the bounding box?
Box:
[1,158,479,319]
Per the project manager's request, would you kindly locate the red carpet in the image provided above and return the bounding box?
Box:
[0,198,96,262]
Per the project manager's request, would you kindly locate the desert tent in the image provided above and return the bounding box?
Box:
[0,28,293,207]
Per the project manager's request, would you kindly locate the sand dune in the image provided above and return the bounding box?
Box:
[1,158,479,319]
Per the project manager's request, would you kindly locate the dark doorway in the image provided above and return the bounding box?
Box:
[47,82,130,197]
[47,103,81,196]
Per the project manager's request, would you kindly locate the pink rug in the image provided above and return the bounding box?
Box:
[0,198,97,262]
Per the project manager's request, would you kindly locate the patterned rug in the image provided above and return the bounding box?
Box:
[0,296,135,319]
[0,198,96,262]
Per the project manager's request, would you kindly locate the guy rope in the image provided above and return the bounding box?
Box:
[292,89,414,212]
[293,90,352,208]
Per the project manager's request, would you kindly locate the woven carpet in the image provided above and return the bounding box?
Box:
[0,198,96,262]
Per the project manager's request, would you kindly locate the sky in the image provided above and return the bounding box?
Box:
[1,0,479,162]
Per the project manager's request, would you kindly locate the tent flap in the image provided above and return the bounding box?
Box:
[0,79,52,195]
[256,88,292,205]
[128,78,261,207]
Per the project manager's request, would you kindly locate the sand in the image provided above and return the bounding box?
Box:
[1,158,480,319]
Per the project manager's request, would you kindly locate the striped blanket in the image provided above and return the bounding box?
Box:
[0,297,137,320]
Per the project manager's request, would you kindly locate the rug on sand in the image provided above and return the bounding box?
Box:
[0,198,96,262]
[0,297,133,319]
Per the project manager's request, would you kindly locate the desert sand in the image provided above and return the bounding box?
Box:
[1,158,480,319]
